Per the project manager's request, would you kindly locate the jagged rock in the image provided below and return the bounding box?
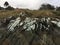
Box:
[57,22,60,27]
[23,17,37,31]
[19,22,24,26]
[0,13,60,45]
[7,14,39,31]
[51,21,60,27]
[7,14,60,32]
[8,17,21,31]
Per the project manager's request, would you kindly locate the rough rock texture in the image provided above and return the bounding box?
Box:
[0,12,60,45]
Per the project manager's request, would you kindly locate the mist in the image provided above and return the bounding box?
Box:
[0,0,60,10]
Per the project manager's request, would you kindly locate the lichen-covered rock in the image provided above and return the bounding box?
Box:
[8,17,21,31]
[0,12,60,45]
[23,17,36,31]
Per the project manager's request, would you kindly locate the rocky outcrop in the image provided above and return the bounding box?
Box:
[6,13,60,32]
[0,12,60,45]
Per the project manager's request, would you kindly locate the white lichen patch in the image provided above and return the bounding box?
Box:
[57,22,60,27]
[7,13,60,32]
[8,17,21,31]
[23,17,36,31]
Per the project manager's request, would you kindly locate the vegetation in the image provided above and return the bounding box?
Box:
[0,6,4,10]
[0,1,14,10]
[39,4,55,10]
[5,6,14,10]
[56,7,60,11]
[0,9,60,19]
[4,1,9,7]
[0,2,60,11]
[0,1,60,45]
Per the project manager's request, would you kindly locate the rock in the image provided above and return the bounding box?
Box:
[51,21,57,24]
[7,15,60,32]
[19,22,24,26]
[23,17,37,31]
[7,14,60,33]
[51,21,60,27]
[57,22,60,27]
[0,12,60,45]
[8,17,21,31]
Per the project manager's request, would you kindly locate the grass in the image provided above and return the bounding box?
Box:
[0,9,60,19]
[0,9,60,45]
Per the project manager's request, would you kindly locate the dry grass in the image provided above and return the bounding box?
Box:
[0,9,60,19]
[0,9,60,45]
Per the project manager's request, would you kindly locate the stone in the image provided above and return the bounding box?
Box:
[8,17,21,31]
[23,17,36,31]
[57,22,60,27]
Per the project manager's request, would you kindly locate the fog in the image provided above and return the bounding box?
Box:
[0,0,60,10]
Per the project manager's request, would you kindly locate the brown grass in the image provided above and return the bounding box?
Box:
[0,9,60,19]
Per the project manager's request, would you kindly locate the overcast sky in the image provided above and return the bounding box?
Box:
[0,0,60,10]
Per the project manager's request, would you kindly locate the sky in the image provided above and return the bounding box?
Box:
[0,0,60,10]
